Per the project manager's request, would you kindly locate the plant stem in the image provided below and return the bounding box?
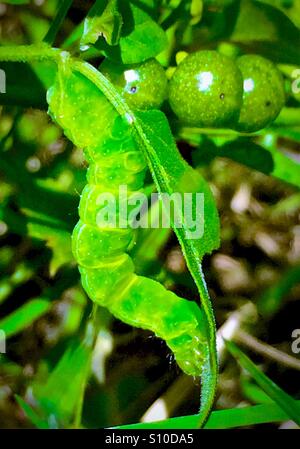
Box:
[43,0,74,46]
[235,330,300,371]
[0,44,61,63]
[73,303,98,429]
[274,108,300,127]
[187,262,218,428]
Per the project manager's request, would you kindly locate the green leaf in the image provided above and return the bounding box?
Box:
[133,0,160,18]
[1,0,29,3]
[133,110,219,427]
[193,138,300,189]
[132,224,171,274]
[258,0,300,30]
[0,61,56,109]
[135,110,220,259]
[15,396,50,429]
[32,340,92,426]
[62,22,85,49]
[0,298,51,338]
[262,142,300,188]
[0,205,73,275]
[81,0,123,47]
[96,1,167,63]
[114,400,300,429]
[232,0,289,42]
[43,0,74,46]
[0,148,74,274]
[0,263,34,305]
[27,219,73,276]
[241,377,273,404]
[257,265,300,318]
[274,107,300,130]
[0,151,77,229]
[230,0,300,64]
[226,340,300,426]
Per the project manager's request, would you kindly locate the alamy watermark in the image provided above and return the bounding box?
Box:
[291,329,300,354]
[291,69,300,95]
[0,330,6,354]
[94,185,205,239]
[0,68,6,94]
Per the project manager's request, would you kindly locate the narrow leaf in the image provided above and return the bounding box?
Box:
[134,109,220,427]
[114,400,300,429]
[43,0,73,46]
[0,298,51,338]
[15,396,49,429]
[32,340,92,426]
[1,0,29,3]
[226,340,300,426]
[135,109,220,259]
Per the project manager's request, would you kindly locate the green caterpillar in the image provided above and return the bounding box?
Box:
[46,49,285,381]
[47,58,209,377]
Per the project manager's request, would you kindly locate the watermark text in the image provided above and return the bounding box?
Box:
[0,330,6,354]
[291,329,300,354]
[291,69,300,95]
[94,185,205,239]
[0,69,6,94]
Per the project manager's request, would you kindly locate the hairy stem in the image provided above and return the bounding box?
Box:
[0,44,60,63]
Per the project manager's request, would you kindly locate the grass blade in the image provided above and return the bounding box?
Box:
[114,400,299,429]
[0,298,51,338]
[43,0,73,46]
[226,340,300,426]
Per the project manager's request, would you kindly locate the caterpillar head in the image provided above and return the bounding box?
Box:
[100,58,168,110]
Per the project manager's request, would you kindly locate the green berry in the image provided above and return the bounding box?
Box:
[100,58,168,110]
[236,54,285,133]
[168,50,243,128]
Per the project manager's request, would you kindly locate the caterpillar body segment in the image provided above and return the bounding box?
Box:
[47,66,208,377]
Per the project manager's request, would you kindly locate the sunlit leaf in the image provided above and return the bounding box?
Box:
[96,1,167,63]
[81,0,123,47]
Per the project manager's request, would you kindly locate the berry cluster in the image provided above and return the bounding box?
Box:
[102,51,286,133]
